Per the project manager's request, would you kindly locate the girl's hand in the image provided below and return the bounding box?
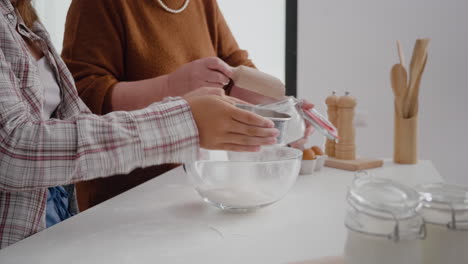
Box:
[186,95,279,152]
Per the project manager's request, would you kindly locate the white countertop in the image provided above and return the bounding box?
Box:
[0,160,443,264]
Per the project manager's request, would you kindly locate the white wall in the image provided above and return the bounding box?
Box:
[34,0,71,53]
[217,0,285,82]
[298,0,468,184]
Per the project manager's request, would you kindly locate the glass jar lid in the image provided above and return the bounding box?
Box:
[417,183,468,229]
[345,176,425,241]
[348,177,422,219]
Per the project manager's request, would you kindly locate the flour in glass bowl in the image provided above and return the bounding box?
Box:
[188,147,302,210]
[198,187,274,209]
[195,160,295,209]
[196,149,300,209]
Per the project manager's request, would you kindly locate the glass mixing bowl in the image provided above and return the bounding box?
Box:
[186,146,302,211]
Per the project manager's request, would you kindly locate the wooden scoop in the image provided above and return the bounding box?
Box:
[391,64,408,117]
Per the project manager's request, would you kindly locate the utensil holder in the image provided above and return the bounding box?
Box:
[394,112,418,164]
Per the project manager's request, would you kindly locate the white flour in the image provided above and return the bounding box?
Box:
[422,224,468,264]
[190,147,301,210]
[198,187,274,208]
[344,231,422,264]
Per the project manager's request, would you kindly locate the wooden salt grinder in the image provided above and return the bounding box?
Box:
[335,92,357,160]
[325,92,339,157]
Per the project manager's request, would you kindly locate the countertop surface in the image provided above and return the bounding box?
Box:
[0,160,442,264]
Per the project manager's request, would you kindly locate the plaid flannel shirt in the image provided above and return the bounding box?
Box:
[0,0,199,248]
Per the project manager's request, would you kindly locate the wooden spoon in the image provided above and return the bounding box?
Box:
[391,64,408,117]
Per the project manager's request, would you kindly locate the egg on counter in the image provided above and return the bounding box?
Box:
[303,149,317,160]
[301,149,317,174]
[311,146,324,156]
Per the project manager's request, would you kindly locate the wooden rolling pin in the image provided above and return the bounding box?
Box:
[225,66,286,104]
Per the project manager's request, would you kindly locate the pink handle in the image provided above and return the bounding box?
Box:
[303,108,339,140]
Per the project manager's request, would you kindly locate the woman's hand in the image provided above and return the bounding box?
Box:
[289,99,315,150]
[167,57,233,95]
[108,58,233,112]
[186,95,279,152]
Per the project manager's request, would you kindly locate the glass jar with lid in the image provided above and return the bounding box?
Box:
[417,183,468,264]
[344,174,425,264]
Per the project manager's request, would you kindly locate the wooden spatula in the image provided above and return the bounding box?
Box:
[391,64,408,117]
[396,40,406,68]
[408,53,428,117]
[404,38,430,117]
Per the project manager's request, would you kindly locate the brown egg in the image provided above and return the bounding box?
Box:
[311,146,324,156]
[303,149,316,160]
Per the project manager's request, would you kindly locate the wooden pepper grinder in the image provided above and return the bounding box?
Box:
[335,92,356,160]
[325,92,383,171]
[325,92,339,157]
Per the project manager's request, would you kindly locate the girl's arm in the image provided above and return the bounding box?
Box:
[0,49,199,192]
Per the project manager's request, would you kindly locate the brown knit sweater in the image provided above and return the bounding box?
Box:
[62,0,254,210]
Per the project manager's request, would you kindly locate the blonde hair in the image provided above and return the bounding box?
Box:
[13,0,39,28]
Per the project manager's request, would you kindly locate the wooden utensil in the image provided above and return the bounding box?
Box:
[397,40,406,67]
[391,64,408,117]
[224,66,286,104]
[393,39,428,164]
[408,53,428,117]
[404,38,430,117]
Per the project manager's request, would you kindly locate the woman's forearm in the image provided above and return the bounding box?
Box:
[108,75,170,111]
